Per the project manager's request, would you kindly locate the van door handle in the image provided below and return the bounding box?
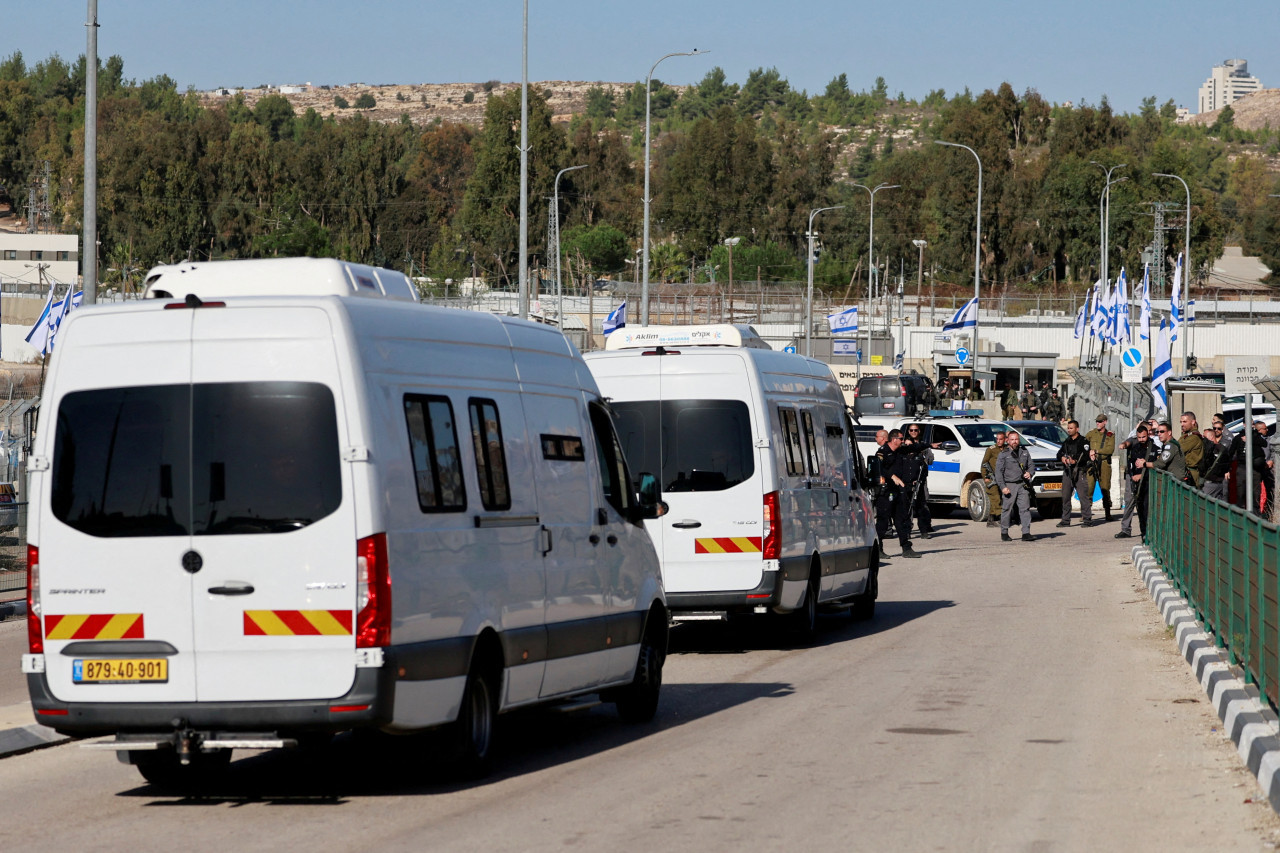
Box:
[589,533,601,545]
[671,520,701,529]
[208,582,255,596]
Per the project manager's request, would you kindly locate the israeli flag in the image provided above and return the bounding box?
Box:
[1138,263,1152,341]
[25,284,56,355]
[1072,299,1087,340]
[832,339,858,355]
[826,306,858,334]
[1169,252,1184,341]
[893,352,904,370]
[602,301,626,336]
[942,297,978,331]
[1090,280,1107,337]
[1151,318,1173,412]
[1115,267,1130,346]
[47,290,73,352]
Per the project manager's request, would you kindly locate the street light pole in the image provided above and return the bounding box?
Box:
[1154,172,1192,373]
[913,239,927,326]
[517,0,529,318]
[82,0,99,305]
[805,205,844,357]
[851,182,898,369]
[934,141,982,360]
[723,236,740,324]
[1090,162,1126,287]
[641,49,707,325]
[553,164,587,334]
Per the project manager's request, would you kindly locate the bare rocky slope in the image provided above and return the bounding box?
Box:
[1189,88,1280,131]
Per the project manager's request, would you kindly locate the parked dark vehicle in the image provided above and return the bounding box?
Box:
[852,374,933,418]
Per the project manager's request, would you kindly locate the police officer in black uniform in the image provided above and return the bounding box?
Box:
[874,429,933,558]
[1055,419,1094,527]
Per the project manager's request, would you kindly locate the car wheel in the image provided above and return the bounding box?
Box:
[135,747,232,792]
[612,614,667,723]
[791,564,820,644]
[453,661,499,778]
[851,547,879,621]
[967,481,989,522]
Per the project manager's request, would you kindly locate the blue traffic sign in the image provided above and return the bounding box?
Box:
[784,345,797,354]
[955,347,970,365]
[1122,347,1144,368]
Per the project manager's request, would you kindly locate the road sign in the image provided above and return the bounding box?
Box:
[1225,356,1269,395]
[955,347,970,366]
[783,345,797,354]
[1121,365,1142,384]
[1121,347,1143,368]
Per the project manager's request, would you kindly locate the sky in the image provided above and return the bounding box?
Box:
[5,1,1278,114]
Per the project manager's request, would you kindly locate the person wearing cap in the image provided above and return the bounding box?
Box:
[1037,381,1051,416]
[1085,414,1116,521]
[1001,382,1019,420]
[1042,389,1065,423]
[981,431,1007,527]
[1019,383,1039,420]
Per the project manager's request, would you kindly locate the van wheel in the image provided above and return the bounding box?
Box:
[851,548,879,621]
[791,565,820,644]
[967,481,989,521]
[135,748,232,792]
[452,663,499,778]
[612,617,666,723]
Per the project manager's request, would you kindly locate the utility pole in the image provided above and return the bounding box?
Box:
[82,0,99,304]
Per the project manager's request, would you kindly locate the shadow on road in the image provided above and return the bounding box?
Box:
[115,680,793,804]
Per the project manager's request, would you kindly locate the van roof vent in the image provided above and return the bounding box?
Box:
[141,258,419,303]
[604,324,772,351]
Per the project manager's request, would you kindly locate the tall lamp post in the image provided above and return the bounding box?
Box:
[82,0,99,304]
[805,206,844,357]
[553,164,587,333]
[913,239,927,325]
[723,236,740,324]
[1090,162,1126,287]
[640,49,707,325]
[934,140,983,359]
[851,182,898,369]
[1154,172,1192,373]
[517,0,530,318]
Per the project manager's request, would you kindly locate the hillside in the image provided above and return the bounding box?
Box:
[1189,88,1280,131]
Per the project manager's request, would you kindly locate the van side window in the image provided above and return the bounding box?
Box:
[404,395,466,512]
[779,408,804,476]
[800,411,821,475]
[541,434,586,461]
[468,398,511,511]
[588,402,635,517]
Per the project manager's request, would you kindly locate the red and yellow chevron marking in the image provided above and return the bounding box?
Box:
[44,613,144,641]
[243,610,353,636]
[694,537,763,554]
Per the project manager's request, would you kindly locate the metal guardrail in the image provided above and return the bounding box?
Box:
[0,503,28,600]
[1147,472,1280,711]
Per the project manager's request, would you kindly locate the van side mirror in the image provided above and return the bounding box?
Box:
[632,472,668,521]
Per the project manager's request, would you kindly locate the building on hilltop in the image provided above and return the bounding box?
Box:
[1198,59,1262,113]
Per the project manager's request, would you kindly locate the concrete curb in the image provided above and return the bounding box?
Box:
[1132,545,1280,814]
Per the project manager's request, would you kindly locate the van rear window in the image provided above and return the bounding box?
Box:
[610,400,754,493]
[52,382,342,537]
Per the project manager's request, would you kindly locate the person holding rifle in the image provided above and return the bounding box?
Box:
[1151,422,1188,483]
[997,431,1036,542]
[1085,414,1116,522]
[981,431,1007,528]
[1056,419,1094,528]
[1115,423,1155,539]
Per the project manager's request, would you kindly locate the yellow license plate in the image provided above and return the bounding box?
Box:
[1043,482,1062,491]
[73,658,168,684]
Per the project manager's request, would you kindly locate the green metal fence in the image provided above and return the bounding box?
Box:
[1147,471,1280,711]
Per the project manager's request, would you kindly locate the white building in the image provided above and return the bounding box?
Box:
[0,232,79,290]
[1198,59,1263,113]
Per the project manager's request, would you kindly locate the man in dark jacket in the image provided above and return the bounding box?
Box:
[1203,416,1236,500]
[1116,423,1154,539]
[875,429,933,558]
[1056,420,1093,527]
[997,432,1035,541]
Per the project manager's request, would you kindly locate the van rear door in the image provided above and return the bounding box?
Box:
[41,310,198,704]
[187,307,357,702]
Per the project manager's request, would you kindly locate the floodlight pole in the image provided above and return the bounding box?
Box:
[935,140,982,365]
[1154,172,1192,374]
[553,164,587,335]
[805,205,844,357]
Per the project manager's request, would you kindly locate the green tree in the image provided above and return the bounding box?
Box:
[354,93,376,109]
[584,85,615,120]
[334,95,349,109]
[561,223,629,273]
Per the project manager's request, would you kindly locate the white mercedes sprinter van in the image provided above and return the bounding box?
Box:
[23,258,667,787]
[584,325,879,638]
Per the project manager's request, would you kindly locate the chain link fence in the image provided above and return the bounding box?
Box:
[0,503,28,603]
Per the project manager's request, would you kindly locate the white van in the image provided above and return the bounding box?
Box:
[22,258,668,788]
[584,325,879,637]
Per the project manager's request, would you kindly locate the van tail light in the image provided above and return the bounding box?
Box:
[355,533,391,648]
[901,386,907,396]
[762,492,781,560]
[27,545,42,654]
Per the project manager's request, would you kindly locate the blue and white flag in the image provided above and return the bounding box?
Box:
[1090,280,1107,338]
[1170,252,1184,342]
[832,340,858,356]
[1151,318,1173,412]
[942,297,978,332]
[1114,267,1130,346]
[602,301,626,335]
[1138,263,1152,341]
[47,290,74,352]
[826,306,858,334]
[1072,299,1087,340]
[893,352,904,370]
[24,284,57,355]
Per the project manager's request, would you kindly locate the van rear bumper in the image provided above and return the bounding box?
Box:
[665,567,786,612]
[26,665,396,736]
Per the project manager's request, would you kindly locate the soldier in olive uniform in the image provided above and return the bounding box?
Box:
[981,431,1006,527]
[1085,413,1117,521]
[967,380,985,401]
[1001,383,1019,419]
[1151,422,1187,483]
[1042,390,1065,423]
[1019,383,1039,419]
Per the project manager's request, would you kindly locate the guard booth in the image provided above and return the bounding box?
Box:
[934,348,1059,398]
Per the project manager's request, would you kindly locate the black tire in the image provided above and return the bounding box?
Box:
[1036,498,1062,520]
[851,547,879,621]
[612,615,666,723]
[966,481,989,522]
[791,564,820,644]
[453,662,499,778]
[135,748,232,792]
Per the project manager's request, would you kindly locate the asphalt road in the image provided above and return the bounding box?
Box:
[1,515,1278,852]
